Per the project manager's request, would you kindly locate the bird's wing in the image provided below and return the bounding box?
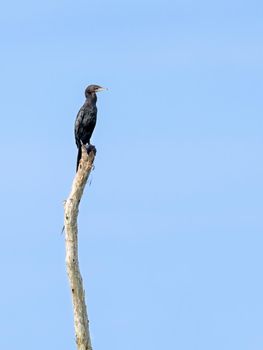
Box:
[74,108,85,147]
[83,110,97,134]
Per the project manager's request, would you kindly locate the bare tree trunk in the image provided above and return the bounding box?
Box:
[63,145,95,350]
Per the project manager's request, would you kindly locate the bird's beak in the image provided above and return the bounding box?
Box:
[96,87,108,92]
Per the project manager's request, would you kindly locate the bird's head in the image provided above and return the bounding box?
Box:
[85,85,107,97]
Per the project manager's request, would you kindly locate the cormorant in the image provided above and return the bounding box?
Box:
[74,84,106,171]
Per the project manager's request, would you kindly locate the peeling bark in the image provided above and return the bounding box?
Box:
[64,144,95,350]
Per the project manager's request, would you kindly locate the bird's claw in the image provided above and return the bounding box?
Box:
[86,144,97,155]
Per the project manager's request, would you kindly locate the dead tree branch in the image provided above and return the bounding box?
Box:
[64,144,95,350]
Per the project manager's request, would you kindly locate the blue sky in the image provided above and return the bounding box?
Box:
[0,0,263,349]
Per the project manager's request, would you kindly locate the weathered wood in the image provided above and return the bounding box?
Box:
[64,144,95,350]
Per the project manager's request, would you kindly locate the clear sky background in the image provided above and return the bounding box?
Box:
[0,0,262,349]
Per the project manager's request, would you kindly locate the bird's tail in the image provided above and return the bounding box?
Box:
[76,146,82,172]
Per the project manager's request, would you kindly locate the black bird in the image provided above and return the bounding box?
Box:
[74,84,106,171]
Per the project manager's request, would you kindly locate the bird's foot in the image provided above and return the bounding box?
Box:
[86,144,97,155]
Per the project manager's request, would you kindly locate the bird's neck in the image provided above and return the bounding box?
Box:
[86,92,97,106]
